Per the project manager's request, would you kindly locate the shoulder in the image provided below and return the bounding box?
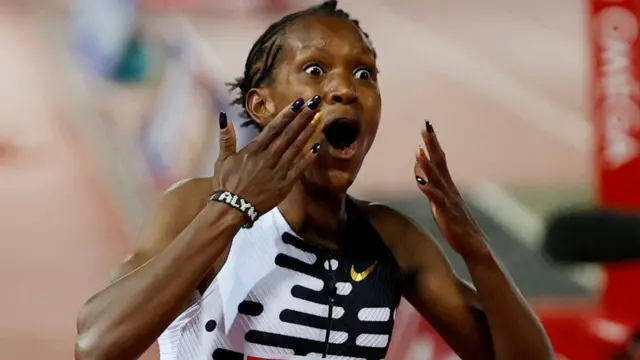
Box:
[352,198,421,239]
[143,177,213,235]
[134,177,213,257]
[350,198,474,306]
[163,177,213,201]
[351,197,446,277]
[107,177,214,283]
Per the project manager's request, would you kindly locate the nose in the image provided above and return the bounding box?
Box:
[327,77,358,106]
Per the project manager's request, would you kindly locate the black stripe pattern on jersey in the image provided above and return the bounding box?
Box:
[209,198,403,359]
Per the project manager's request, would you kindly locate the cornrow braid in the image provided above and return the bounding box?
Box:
[227,0,376,129]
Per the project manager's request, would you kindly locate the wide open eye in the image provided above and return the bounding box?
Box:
[354,68,372,80]
[304,64,324,77]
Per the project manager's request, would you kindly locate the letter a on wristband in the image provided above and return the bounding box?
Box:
[210,190,259,226]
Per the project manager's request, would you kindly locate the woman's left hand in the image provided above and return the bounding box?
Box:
[414,121,489,259]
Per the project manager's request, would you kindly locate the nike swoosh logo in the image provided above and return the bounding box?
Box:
[350,262,377,282]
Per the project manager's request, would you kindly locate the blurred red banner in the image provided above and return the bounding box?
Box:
[589,0,640,325]
[591,0,640,209]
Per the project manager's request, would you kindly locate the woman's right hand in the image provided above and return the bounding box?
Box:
[212,95,324,217]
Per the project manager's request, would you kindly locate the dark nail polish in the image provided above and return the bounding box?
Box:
[307,95,321,110]
[311,142,321,153]
[290,98,304,112]
[415,176,427,185]
[219,112,228,129]
[425,121,434,134]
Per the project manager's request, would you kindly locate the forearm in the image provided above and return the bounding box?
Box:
[463,245,553,360]
[76,203,244,360]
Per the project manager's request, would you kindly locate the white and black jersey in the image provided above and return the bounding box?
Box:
[158,198,403,360]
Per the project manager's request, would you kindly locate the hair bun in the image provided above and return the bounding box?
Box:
[319,0,338,11]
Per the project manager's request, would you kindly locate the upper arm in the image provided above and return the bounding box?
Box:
[108,178,212,284]
[366,203,493,360]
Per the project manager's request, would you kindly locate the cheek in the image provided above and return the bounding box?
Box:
[362,90,382,136]
[274,72,322,109]
[362,86,381,112]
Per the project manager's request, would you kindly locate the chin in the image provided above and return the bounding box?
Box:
[324,169,356,192]
[303,168,356,194]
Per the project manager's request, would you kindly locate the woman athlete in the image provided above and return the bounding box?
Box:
[75,1,552,359]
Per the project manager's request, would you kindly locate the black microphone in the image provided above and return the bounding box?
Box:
[542,208,640,264]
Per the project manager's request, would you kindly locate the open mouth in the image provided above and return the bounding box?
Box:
[323,118,361,153]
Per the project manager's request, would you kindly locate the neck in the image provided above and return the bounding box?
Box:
[277,181,348,243]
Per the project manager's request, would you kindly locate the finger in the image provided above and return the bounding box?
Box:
[416,146,447,190]
[421,121,446,164]
[422,183,447,207]
[414,169,447,207]
[218,112,237,159]
[421,121,454,181]
[278,111,324,167]
[250,96,320,152]
[286,140,323,183]
[267,95,322,157]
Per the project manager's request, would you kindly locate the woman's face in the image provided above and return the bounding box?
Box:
[248,14,381,192]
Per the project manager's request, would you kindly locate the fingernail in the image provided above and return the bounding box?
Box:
[311,112,323,125]
[290,98,304,112]
[307,95,321,110]
[219,112,228,129]
[425,120,434,134]
[416,145,425,158]
[311,142,321,153]
[415,176,427,185]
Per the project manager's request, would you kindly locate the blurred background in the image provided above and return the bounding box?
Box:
[2,0,640,359]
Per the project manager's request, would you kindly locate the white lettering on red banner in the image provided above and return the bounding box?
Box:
[597,6,640,168]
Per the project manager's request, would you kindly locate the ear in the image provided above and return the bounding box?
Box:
[246,88,276,128]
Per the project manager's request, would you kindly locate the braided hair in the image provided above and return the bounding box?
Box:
[227,0,376,129]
